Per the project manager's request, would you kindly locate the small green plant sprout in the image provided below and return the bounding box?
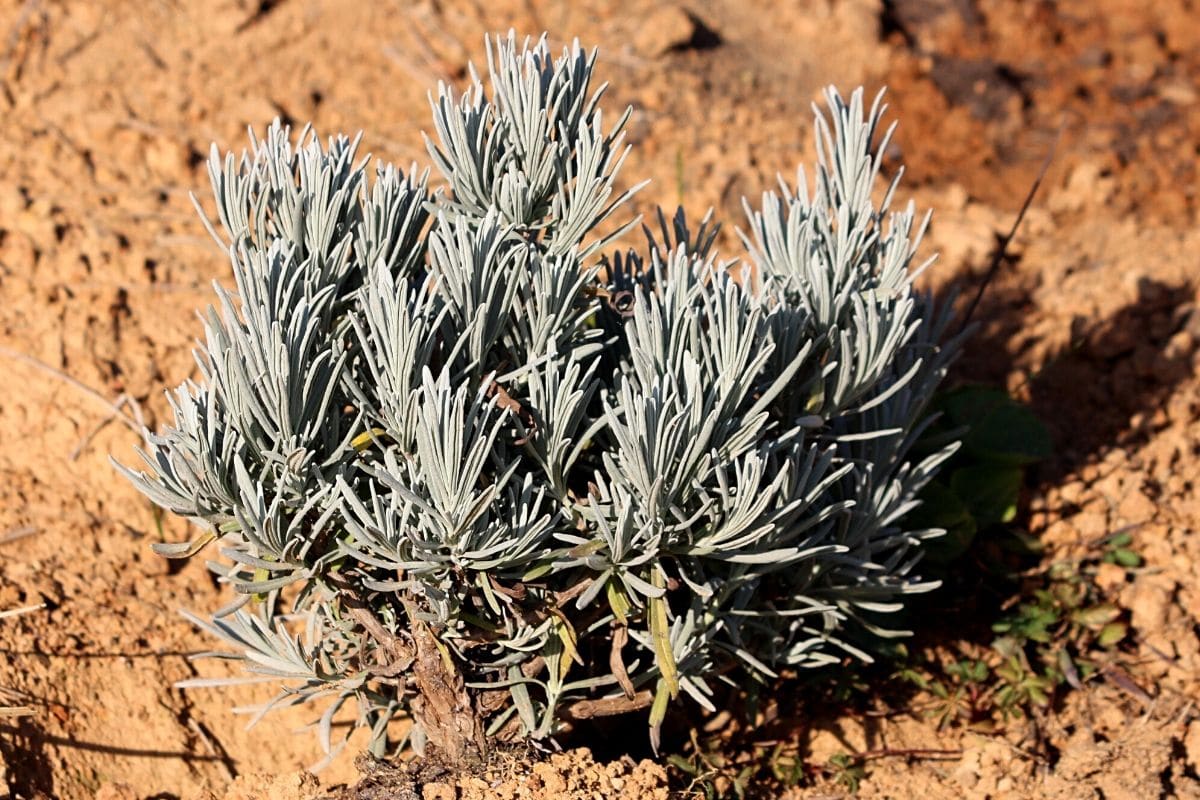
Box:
[114,32,962,762]
[898,656,992,730]
[826,752,866,794]
[989,563,1128,715]
[1102,529,1142,568]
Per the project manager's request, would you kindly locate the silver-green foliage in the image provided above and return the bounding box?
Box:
[115,33,961,760]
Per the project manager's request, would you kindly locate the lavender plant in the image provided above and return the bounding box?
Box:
[115,33,961,762]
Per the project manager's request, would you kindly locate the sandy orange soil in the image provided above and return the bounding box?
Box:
[1,1,1199,798]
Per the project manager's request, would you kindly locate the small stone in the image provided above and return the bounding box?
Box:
[1095,561,1128,592]
[422,784,455,800]
[1164,327,1194,359]
[533,762,567,794]
[1159,81,1198,105]
[1049,161,1114,213]
[1041,519,1080,548]
[1072,511,1109,541]
[461,776,489,793]
[145,136,190,176]
[1127,578,1174,635]
[635,6,700,56]
[1057,480,1087,505]
[952,747,982,789]
[1117,487,1156,523]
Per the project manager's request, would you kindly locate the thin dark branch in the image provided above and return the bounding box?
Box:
[0,526,40,546]
[959,120,1065,333]
[853,747,963,762]
[0,346,142,435]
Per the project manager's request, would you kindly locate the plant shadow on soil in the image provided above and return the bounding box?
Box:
[1,718,55,798]
[904,262,1196,631]
[955,269,1197,491]
[1,678,237,799]
[2,712,231,800]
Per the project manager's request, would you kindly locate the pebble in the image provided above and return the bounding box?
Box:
[1071,511,1109,541]
[1127,578,1175,634]
[1057,480,1087,506]
[145,136,191,177]
[635,6,699,56]
[1095,561,1128,592]
[952,747,982,789]
[534,762,567,794]
[1116,487,1155,523]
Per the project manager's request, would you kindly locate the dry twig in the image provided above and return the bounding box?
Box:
[0,345,143,436]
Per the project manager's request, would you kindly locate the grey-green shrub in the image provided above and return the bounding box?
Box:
[115,32,961,761]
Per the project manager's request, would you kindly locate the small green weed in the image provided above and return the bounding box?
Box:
[1102,530,1142,568]
[826,752,866,794]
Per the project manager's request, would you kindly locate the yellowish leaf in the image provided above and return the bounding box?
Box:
[649,571,678,699]
[551,609,580,678]
[351,428,388,452]
[607,579,631,626]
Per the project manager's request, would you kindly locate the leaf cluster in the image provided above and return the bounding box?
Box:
[898,541,1136,730]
